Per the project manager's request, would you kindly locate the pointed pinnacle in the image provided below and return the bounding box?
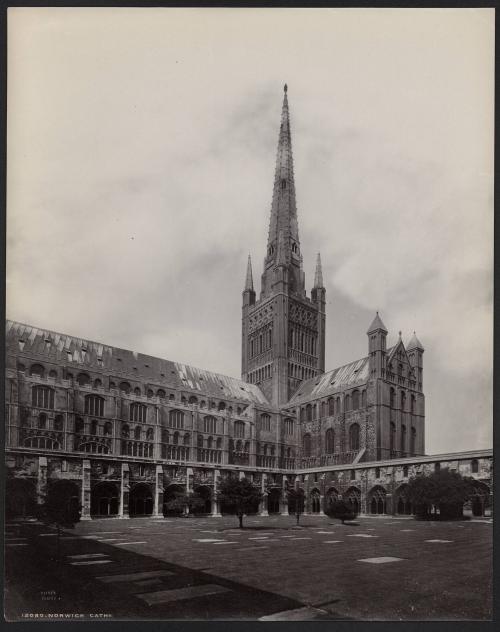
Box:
[244,254,254,291]
[314,252,324,288]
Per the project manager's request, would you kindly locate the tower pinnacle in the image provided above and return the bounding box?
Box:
[313,252,324,288]
[244,254,254,291]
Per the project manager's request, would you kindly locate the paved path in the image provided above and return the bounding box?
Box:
[4,514,492,621]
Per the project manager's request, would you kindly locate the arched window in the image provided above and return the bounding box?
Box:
[434,462,441,473]
[157,389,166,399]
[270,445,275,456]
[119,381,131,394]
[30,364,45,378]
[349,423,360,451]
[49,369,57,379]
[284,418,294,435]
[302,433,311,457]
[54,414,63,431]
[94,378,102,389]
[216,437,222,449]
[75,417,84,434]
[352,390,359,410]
[306,404,312,422]
[260,414,271,432]
[401,391,406,411]
[328,398,335,416]
[325,428,335,454]
[390,388,396,408]
[32,386,54,409]
[471,459,479,474]
[400,425,406,455]
[218,402,226,411]
[130,403,147,423]
[203,416,217,434]
[390,422,396,455]
[361,390,366,408]
[134,387,141,396]
[336,396,341,413]
[234,421,245,438]
[169,393,175,401]
[104,421,113,436]
[345,394,351,412]
[173,431,179,445]
[183,433,190,445]
[410,427,416,455]
[300,408,306,422]
[197,435,204,448]
[76,373,90,386]
[122,424,130,438]
[91,420,98,435]
[410,395,416,414]
[189,396,198,405]
[38,413,47,429]
[169,410,184,429]
[321,401,327,418]
[85,395,104,417]
[134,426,141,440]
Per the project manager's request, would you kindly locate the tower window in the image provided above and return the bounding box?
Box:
[281,178,286,190]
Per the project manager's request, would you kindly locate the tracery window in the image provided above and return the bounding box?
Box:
[85,394,104,417]
[32,386,54,410]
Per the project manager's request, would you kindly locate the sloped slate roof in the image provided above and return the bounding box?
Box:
[287,356,369,406]
[6,320,269,406]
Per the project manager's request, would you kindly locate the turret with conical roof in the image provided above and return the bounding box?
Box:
[407,331,424,392]
[367,311,388,335]
[367,312,387,379]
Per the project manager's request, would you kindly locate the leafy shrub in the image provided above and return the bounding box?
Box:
[325,499,357,524]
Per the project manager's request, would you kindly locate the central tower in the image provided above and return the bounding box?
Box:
[242,85,326,407]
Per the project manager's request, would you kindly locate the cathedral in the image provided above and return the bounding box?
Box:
[4,86,492,520]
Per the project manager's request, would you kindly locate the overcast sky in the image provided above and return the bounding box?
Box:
[7,8,493,454]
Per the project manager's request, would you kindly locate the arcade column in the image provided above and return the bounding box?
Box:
[211,469,222,517]
[119,462,130,518]
[153,464,164,518]
[81,459,92,520]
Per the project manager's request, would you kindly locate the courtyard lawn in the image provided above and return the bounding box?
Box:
[4,513,492,621]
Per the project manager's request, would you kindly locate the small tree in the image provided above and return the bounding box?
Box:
[407,469,474,520]
[287,488,305,525]
[216,477,262,528]
[164,491,206,517]
[324,499,357,525]
[37,481,81,561]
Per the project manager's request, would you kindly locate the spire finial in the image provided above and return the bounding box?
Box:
[284,83,288,93]
[399,330,402,339]
[244,254,254,292]
[313,252,324,288]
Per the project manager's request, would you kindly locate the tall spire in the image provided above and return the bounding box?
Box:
[266,83,299,265]
[313,253,324,288]
[244,254,254,291]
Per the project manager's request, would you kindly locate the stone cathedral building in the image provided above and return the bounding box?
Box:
[5,86,492,521]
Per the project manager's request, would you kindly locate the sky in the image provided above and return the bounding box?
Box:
[7,8,494,454]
